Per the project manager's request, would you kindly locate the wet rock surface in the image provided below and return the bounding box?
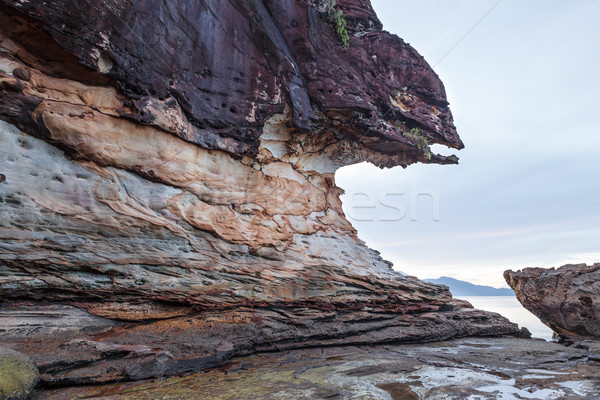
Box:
[0,347,39,400]
[505,263,600,341]
[35,338,600,399]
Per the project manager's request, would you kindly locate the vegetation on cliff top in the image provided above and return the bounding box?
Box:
[326,0,350,47]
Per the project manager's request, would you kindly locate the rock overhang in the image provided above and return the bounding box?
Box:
[0,0,523,388]
[0,0,461,169]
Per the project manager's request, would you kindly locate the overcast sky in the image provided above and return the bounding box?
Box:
[336,0,600,287]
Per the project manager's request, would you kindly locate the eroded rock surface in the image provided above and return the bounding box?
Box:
[1,0,526,387]
[505,263,600,341]
[36,338,600,400]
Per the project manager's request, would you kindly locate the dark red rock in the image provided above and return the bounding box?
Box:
[0,0,461,158]
[505,263,600,341]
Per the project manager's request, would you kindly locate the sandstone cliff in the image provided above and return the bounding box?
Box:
[0,0,525,386]
[506,263,600,341]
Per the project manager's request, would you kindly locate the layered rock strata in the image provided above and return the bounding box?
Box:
[506,263,600,341]
[1,0,525,386]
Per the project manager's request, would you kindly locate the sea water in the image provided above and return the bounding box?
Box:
[458,296,554,341]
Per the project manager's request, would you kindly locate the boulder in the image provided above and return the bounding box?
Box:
[505,263,600,340]
[0,347,39,400]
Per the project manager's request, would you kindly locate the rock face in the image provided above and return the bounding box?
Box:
[505,263,600,341]
[1,0,525,387]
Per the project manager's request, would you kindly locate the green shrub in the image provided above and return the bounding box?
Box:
[405,127,432,160]
[326,0,350,47]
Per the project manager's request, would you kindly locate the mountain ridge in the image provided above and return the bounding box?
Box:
[425,276,515,297]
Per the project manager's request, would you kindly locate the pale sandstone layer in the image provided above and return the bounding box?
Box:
[0,0,526,386]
